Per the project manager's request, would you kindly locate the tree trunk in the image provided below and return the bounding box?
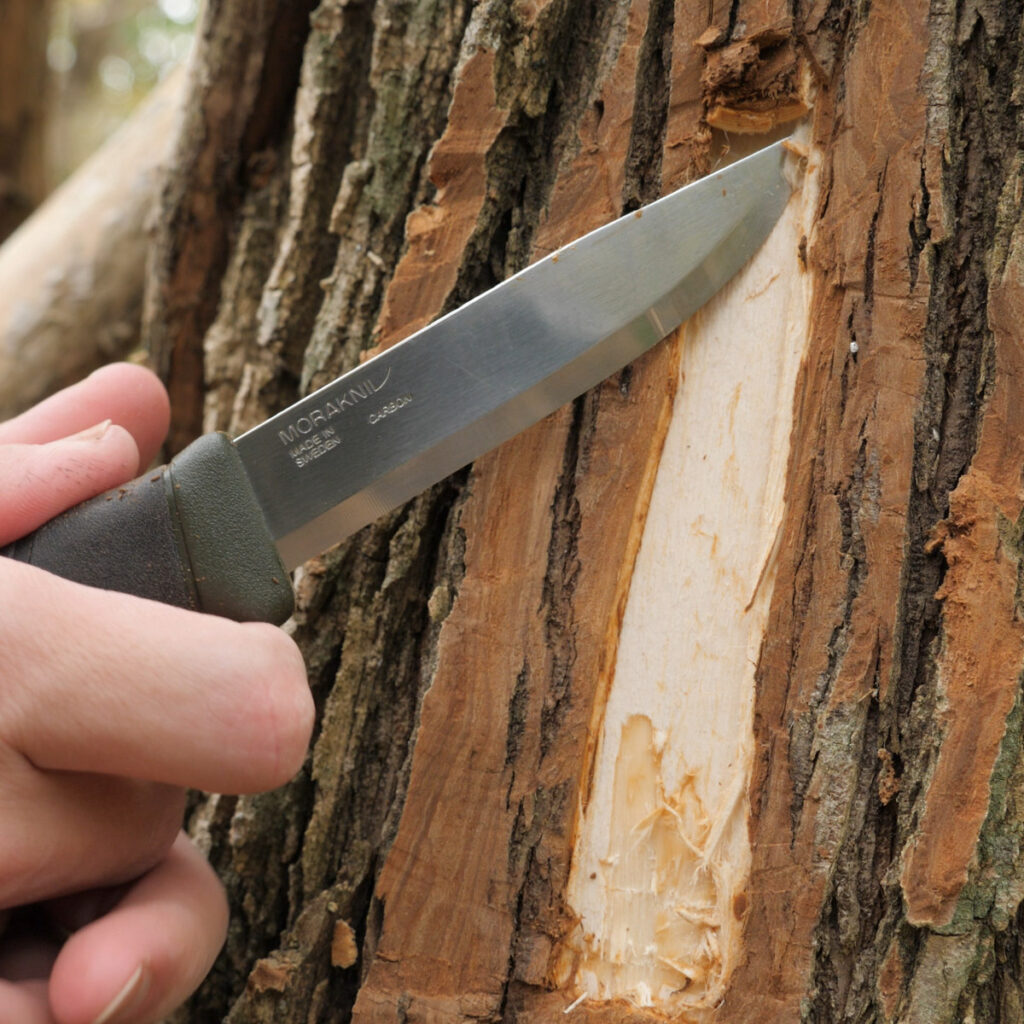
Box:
[24,0,1024,1021]
[0,0,52,242]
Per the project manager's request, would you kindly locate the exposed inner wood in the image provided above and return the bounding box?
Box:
[564,136,818,1014]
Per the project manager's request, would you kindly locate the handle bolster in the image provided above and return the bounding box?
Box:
[166,433,294,623]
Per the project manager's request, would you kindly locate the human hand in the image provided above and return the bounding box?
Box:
[0,365,313,1024]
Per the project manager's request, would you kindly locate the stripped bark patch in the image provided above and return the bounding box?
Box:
[564,142,815,1014]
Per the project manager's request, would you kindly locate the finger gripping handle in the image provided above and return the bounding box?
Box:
[2,433,294,624]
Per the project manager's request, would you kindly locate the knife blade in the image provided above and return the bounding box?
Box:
[2,141,793,624]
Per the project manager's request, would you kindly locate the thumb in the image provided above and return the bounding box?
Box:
[0,422,141,545]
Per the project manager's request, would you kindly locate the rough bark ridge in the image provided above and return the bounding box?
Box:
[739,1,1024,1022]
[136,0,1024,1022]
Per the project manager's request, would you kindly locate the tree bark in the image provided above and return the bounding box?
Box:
[0,0,52,242]
[10,0,1021,1021]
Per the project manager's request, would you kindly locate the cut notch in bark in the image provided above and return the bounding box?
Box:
[564,137,817,1013]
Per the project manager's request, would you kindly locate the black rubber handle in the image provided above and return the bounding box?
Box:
[2,432,294,624]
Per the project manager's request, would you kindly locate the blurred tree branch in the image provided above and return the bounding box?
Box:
[0,69,185,418]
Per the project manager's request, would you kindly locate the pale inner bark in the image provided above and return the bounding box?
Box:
[566,139,819,1013]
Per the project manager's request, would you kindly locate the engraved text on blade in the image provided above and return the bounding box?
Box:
[276,367,393,448]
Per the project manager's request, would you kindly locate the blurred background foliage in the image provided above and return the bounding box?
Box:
[47,0,197,184]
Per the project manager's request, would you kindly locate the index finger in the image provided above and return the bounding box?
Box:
[0,364,170,467]
[0,560,313,795]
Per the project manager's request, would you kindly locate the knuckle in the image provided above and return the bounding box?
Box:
[114,783,185,880]
[141,786,187,861]
[239,626,313,789]
[0,839,37,909]
[0,781,185,906]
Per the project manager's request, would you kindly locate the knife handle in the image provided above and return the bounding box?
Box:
[1,432,295,625]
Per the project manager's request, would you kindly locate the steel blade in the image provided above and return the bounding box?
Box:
[236,141,792,568]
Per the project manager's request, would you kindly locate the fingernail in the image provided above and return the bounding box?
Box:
[70,419,114,443]
[92,962,150,1024]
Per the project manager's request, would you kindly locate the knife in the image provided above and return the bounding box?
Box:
[2,142,792,624]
